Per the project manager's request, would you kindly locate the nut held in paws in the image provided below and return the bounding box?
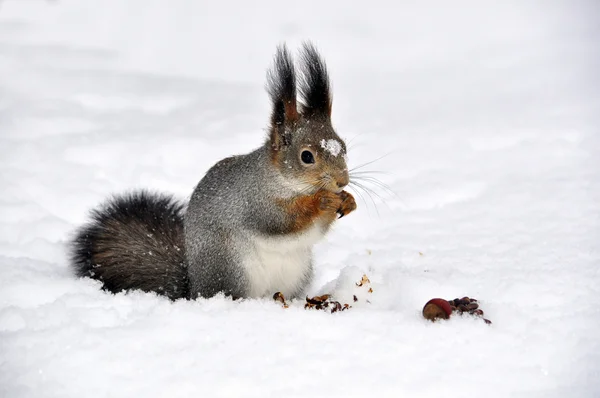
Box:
[423,298,453,321]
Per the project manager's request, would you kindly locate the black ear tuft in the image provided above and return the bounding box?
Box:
[266,44,298,149]
[298,42,332,118]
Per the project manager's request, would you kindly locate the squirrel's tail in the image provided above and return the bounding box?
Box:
[70,191,189,300]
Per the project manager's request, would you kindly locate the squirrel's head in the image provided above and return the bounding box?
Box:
[266,43,348,194]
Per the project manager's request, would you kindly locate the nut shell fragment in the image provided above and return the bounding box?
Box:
[356,275,371,287]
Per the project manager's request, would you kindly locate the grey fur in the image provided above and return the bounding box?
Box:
[184,146,322,299]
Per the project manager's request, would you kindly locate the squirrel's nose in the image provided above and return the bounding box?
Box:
[336,172,349,188]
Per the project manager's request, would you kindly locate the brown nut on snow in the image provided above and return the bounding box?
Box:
[423,298,453,321]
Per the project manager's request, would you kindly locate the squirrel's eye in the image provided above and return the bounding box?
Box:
[301,150,315,164]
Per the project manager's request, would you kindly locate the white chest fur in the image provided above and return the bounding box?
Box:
[242,222,326,298]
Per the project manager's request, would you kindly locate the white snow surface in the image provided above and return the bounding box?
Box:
[1,1,599,397]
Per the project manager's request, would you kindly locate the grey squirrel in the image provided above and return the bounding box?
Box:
[70,43,357,300]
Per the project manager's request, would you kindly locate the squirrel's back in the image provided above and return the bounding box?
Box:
[70,191,188,300]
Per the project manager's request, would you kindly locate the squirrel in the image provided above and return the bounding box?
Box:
[70,43,357,301]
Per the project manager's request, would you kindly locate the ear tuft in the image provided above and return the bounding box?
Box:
[298,42,332,118]
[266,44,298,150]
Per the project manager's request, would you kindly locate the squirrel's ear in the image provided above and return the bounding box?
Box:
[266,44,298,150]
[298,42,332,118]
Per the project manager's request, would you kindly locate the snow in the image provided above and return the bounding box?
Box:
[1,0,599,397]
[320,138,343,157]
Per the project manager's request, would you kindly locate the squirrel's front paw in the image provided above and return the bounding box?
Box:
[317,190,344,213]
[337,190,357,218]
[315,190,357,219]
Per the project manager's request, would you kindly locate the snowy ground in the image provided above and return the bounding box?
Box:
[1,1,599,397]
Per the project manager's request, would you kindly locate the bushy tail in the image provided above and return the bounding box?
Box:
[70,191,189,300]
